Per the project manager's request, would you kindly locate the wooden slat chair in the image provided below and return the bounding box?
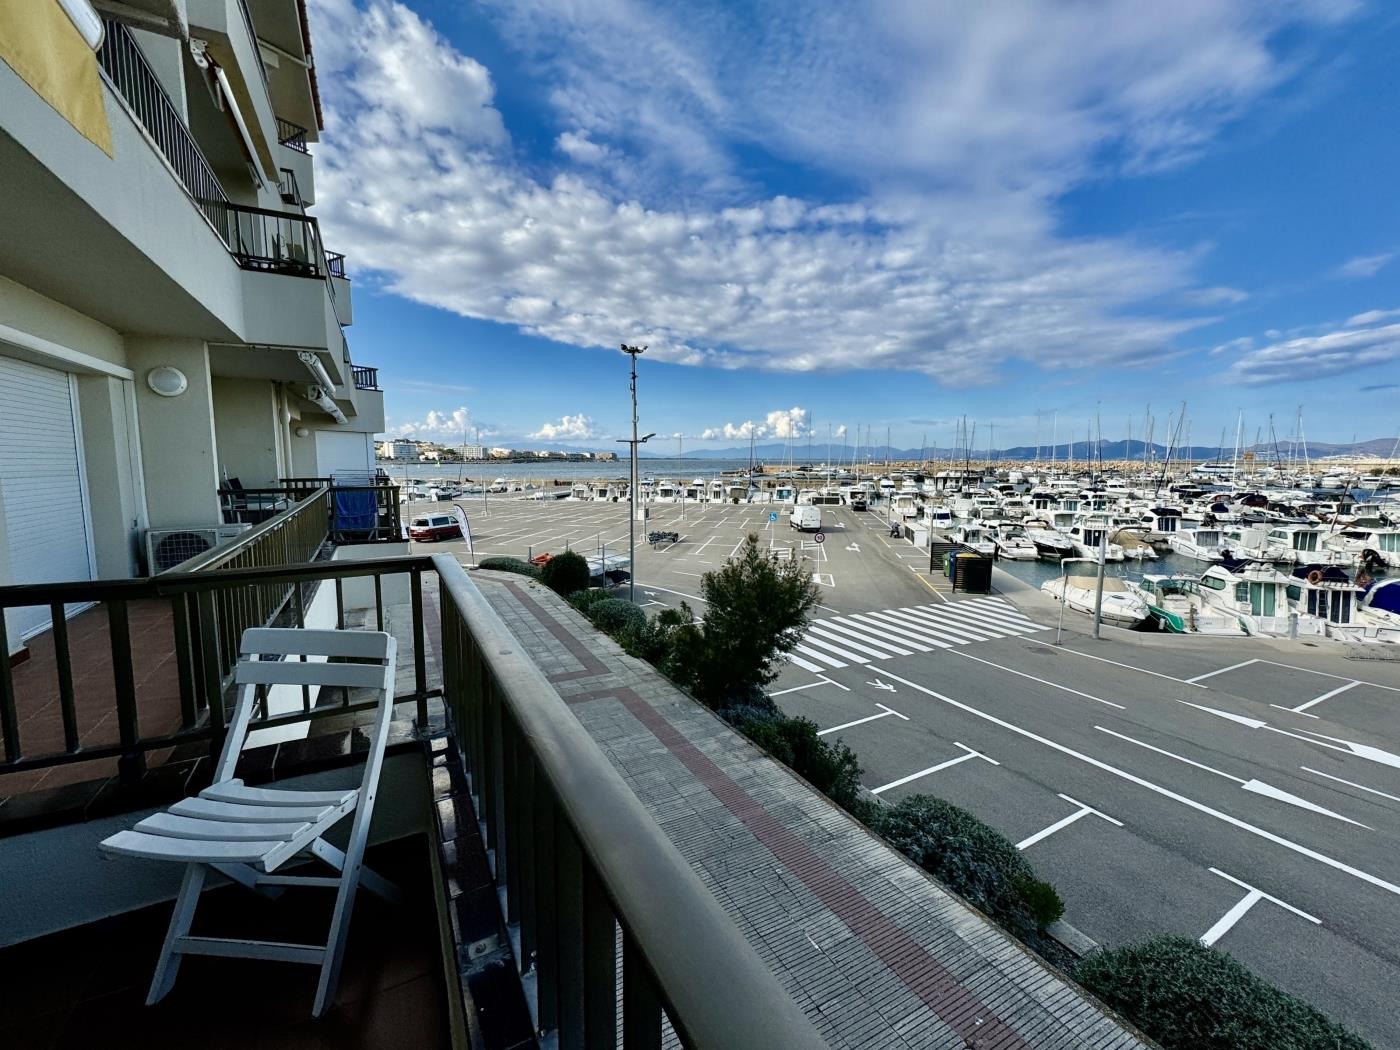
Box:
[99,627,402,1017]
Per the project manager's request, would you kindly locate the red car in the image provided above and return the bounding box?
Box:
[409,513,463,542]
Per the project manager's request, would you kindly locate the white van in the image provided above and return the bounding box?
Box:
[790,505,822,531]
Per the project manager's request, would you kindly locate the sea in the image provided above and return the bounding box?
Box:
[398,458,758,484]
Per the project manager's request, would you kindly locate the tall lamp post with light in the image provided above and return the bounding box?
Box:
[618,345,654,603]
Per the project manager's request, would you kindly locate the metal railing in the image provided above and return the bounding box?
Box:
[352,365,379,390]
[0,553,822,1044]
[326,251,347,279]
[220,203,327,277]
[0,556,434,784]
[223,481,401,541]
[277,117,310,153]
[97,21,229,234]
[278,167,303,206]
[436,555,822,1048]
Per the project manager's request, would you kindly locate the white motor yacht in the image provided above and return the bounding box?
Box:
[990,524,1039,560]
[1132,576,1246,635]
[1040,559,1151,627]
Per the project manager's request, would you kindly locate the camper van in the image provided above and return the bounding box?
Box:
[790,505,822,532]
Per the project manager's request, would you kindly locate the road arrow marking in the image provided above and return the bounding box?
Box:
[1174,700,1400,772]
[1174,699,1268,728]
[868,680,896,692]
[1096,727,1369,828]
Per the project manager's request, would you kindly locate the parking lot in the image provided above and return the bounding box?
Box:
[413,494,1400,1045]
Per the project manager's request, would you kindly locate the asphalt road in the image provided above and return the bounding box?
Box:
[416,497,1400,1046]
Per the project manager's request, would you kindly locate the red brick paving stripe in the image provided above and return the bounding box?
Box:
[584,684,1029,1049]
[491,579,1034,1047]
[497,581,610,682]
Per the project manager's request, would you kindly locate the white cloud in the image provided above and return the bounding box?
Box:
[699,406,808,441]
[1183,285,1249,306]
[392,406,473,438]
[1335,253,1395,279]
[530,414,601,440]
[310,0,1355,387]
[834,424,848,439]
[1223,314,1400,385]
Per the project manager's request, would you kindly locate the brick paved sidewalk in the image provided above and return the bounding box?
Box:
[468,571,1151,1050]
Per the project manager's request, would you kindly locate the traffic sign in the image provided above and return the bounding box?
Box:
[813,532,825,544]
[768,511,778,522]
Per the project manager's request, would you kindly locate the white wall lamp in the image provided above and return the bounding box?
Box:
[295,426,310,438]
[147,366,188,397]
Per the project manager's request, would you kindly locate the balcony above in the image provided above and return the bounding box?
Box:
[352,366,380,391]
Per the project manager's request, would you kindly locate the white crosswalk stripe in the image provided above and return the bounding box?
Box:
[785,598,1046,672]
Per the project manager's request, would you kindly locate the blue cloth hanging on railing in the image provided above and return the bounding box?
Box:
[333,489,378,533]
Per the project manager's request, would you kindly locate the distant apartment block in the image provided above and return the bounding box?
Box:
[0,0,384,650]
[462,444,486,459]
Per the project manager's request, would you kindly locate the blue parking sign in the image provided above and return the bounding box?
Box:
[768,511,778,522]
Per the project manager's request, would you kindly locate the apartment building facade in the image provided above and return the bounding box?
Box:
[0,0,383,649]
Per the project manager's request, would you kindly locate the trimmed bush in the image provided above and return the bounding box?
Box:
[567,588,610,614]
[1075,936,1371,1050]
[541,550,590,597]
[587,598,646,636]
[728,711,862,809]
[477,556,541,579]
[619,605,692,664]
[867,795,1054,936]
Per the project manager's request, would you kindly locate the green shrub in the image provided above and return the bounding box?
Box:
[676,535,820,709]
[1015,875,1064,929]
[728,712,862,808]
[568,588,610,614]
[1075,936,1372,1050]
[541,550,590,597]
[619,605,692,664]
[477,556,541,580]
[587,598,646,635]
[868,795,1054,936]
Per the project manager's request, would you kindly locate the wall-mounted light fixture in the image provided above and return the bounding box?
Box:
[147,366,188,397]
[295,426,310,438]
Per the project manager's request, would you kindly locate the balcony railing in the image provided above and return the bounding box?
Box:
[277,117,310,153]
[220,203,328,278]
[0,554,823,1047]
[221,481,402,542]
[326,251,348,279]
[97,21,229,234]
[352,365,379,390]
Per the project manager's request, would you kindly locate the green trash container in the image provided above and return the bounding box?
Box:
[944,551,956,581]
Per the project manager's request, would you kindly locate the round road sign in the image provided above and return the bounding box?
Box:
[813,532,825,543]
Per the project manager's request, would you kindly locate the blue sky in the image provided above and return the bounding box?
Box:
[309,0,1400,451]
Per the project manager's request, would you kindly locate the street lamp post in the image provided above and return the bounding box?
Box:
[618,345,654,603]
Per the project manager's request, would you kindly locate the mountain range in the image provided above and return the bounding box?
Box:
[638,437,1398,461]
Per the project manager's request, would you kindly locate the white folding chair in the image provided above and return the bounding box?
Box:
[99,627,402,1017]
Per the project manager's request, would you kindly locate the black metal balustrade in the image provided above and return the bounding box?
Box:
[352,365,379,390]
[97,21,229,234]
[219,482,401,541]
[326,252,347,279]
[97,22,339,282]
[277,117,310,153]
[0,554,824,1047]
[277,167,303,206]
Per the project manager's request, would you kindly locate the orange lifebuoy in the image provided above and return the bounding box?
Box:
[1306,569,1323,585]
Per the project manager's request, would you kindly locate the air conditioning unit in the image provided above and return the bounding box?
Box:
[145,524,251,574]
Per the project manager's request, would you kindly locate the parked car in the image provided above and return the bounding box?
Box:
[409,514,463,542]
[848,494,868,511]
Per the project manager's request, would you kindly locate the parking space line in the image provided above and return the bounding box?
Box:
[1256,661,1400,693]
[877,669,1400,896]
[1016,793,1123,850]
[1200,868,1321,947]
[1301,767,1400,804]
[818,703,908,737]
[871,742,999,794]
[1026,642,1208,687]
[1186,659,1260,684]
[1294,680,1362,713]
[950,650,1124,709]
[770,680,827,697]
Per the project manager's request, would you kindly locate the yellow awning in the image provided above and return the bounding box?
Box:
[0,0,113,156]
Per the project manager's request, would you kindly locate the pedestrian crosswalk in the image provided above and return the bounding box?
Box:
[786,596,1049,673]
